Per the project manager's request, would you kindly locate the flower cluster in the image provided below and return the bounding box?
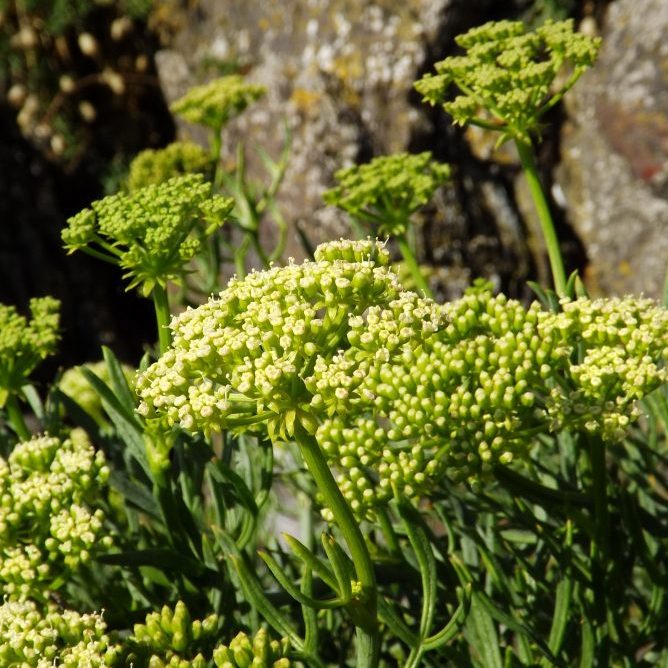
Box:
[0,599,119,667]
[171,75,266,131]
[0,297,60,408]
[323,152,451,236]
[0,431,112,598]
[124,600,219,667]
[59,360,135,425]
[136,239,401,441]
[543,296,668,440]
[136,244,668,519]
[414,19,601,142]
[126,141,212,191]
[62,173,233,296]
[212,628,291,668]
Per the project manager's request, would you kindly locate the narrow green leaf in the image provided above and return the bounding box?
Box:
[422,584,471,650]
[283,535,338,591]
[546,578,572,659]
[301,568,318,655]
[466,593,503,668]
[259,550,345,610]
[102,346,137,414]
[579,619,594,668]
[476,591,557,663]
[228,554,304,650]
[321,533,353,604]
[21,384,45,423]
[377,596,418,647]
[206,459,259,514]
[81,368,150,477]
[398,501,437,639]
[109,470,161,520]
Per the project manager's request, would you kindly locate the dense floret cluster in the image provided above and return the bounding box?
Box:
[323,152,451,236]
[0,599,119,667]
[62,173,233,295]
[414,19,601,142]
[0,431,111,598]
[136,239,402,440]
[126,141,212,191]
[171,74,266,131]
[136,243,668,519]
[0,297,60,407]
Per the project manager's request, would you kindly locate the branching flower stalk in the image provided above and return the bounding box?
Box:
[324,152,451,296]
[415,19,601,296]
[61,173,233,354]
[170,74,267,192]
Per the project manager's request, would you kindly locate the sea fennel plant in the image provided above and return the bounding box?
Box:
[136,238,668,666]
[415,19,601,295]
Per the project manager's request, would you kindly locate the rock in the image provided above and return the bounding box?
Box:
[558,0,668,298]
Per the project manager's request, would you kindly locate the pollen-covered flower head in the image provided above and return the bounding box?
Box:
[0,297,60,407]
[414,19,601,142]
[62,173,233,296]
[171,74,266,131]
[136,239,401,441]
[324,152,451,236]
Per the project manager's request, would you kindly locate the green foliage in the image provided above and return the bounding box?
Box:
[62,173,234,296]
[0,297,60,408]
[171,75,267,132]
[414,19,601,143]
[324,152,451,236]
[127,141,213,191]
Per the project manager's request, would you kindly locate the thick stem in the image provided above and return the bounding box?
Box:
[515,139,567,297]
[397,234,432,297]
[5,394,31,441]
[152,285,172,355]
[294,423,380,667]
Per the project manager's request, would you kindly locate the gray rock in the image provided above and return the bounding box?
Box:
[558,0,668,298]
[156,0,454,259]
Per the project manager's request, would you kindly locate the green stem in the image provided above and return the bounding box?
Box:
[152,285,172,355]
[294,423,380,667]
[587,435,610,666]
[5,394,31,441]
[515,139,567,297]
[397,234,432,297]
